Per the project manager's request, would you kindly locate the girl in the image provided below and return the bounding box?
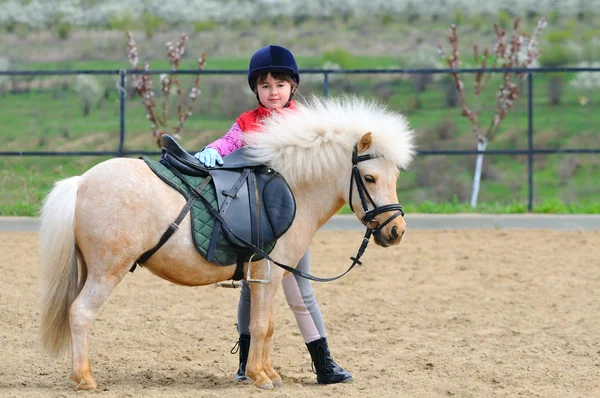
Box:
[195,45,352,385]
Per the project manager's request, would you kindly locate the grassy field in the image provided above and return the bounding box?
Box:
[1,16,599,216]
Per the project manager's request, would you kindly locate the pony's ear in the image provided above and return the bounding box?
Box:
[357,132,373,153]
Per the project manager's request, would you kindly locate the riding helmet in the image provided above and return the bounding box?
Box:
[247,45,300,90]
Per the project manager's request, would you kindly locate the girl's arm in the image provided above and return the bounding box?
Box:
[206,122,243,157]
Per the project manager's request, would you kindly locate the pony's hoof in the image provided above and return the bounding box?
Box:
[75,379,98,390]
[258,383,274,390]
[272,380,284,388]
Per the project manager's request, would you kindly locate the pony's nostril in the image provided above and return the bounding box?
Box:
[391,226,399,240]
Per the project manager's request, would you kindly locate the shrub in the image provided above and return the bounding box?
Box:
[56,21,71,40]
[497,10,512,29]
[548,10,560,24]
[545,29,574,44]
[323,48,353,69]
[538,45,572,67]
[453,9,466,25]
[194,20,217,32]
[108,15,134,31]
[142,12,161,38]
[74,75,102,116]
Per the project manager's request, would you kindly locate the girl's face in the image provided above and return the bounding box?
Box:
[256,73,293,109]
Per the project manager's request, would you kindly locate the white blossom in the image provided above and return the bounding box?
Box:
[2,0,599,28]
[570,62,600,91]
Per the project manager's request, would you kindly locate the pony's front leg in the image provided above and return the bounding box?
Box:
[246,266,283,389]
[262,308,283,387]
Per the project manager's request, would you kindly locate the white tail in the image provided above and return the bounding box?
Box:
[39,176,84,356]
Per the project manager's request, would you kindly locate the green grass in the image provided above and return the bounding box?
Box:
[2,54,599,216]
[19,55,401,72]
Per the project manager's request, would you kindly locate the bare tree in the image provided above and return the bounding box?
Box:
[126,31,207,148]
[439,17,546,208]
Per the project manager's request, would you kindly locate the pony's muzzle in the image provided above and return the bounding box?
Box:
[374,215,406,247]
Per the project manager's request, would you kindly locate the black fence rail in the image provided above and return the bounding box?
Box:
[1,67,599,211]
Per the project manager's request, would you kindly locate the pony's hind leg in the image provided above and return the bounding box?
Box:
[69,272,125,390]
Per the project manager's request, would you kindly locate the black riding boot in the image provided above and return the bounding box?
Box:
[306,337,353,384]
[232,333,251,381]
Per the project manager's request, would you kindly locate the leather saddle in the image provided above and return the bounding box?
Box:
[159,135,296,260]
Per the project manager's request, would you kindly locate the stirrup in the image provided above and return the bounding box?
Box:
[246,254,271,284]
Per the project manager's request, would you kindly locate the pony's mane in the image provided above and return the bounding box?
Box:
[243,95,416,186]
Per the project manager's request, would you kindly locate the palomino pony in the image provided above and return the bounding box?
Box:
[39,96,415,390]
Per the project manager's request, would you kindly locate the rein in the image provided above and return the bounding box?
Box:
[206,142,404,283]
[242,143,404,282]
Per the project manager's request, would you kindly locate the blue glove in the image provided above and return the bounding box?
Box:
[194,147,223,168]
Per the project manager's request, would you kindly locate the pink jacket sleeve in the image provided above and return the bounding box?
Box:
[206,122,243,157]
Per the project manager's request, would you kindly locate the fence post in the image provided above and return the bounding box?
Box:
[118,69,126,157]
[527,72,534,212]
[323,72,329,98]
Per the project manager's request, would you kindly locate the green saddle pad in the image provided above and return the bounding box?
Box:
[143,157,275,266]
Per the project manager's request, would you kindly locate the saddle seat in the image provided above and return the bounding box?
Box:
[159,135,296,257]
[161,134,264,176]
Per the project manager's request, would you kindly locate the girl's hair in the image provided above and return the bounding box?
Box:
[254,72,299,91]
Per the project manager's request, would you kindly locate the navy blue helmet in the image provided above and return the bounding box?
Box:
[248,45,300,90]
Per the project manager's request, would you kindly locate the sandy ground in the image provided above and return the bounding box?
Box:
[1,229,600,398]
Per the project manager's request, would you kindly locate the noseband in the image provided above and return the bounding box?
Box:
[348,144,405,248]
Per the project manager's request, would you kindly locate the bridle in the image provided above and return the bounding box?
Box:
[348,143,405,249]
[239,141,407,282]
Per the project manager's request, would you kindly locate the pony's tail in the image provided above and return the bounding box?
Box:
[39,176,84,356]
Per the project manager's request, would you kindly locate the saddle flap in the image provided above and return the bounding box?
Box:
[211,168,254,246]
[258,171,296,239]
[213,167,296,249]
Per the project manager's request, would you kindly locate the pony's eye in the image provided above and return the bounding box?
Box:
[364,175,376,183]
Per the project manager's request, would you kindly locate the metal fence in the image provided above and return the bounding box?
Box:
[1,67,599,211]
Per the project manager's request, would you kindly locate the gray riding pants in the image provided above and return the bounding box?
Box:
[237,249,326,343]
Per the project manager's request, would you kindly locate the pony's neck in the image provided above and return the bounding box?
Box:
[293,179,346,237]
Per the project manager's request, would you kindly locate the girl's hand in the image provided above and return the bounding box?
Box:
[194,147,224,167]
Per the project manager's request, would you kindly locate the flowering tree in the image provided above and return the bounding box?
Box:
[438,17,547,208]
[0,1,593,30]
[126,31,206,148]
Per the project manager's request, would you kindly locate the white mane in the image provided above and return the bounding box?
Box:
[243,95,416,186]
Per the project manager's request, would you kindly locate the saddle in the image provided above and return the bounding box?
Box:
[159,135,296,262]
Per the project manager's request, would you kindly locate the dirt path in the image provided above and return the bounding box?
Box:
[1,230,599,397]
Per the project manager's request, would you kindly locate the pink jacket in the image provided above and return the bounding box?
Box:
[207,101,297,157]
[206,122,243,157]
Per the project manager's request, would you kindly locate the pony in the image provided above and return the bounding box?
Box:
[39,95,415,390]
